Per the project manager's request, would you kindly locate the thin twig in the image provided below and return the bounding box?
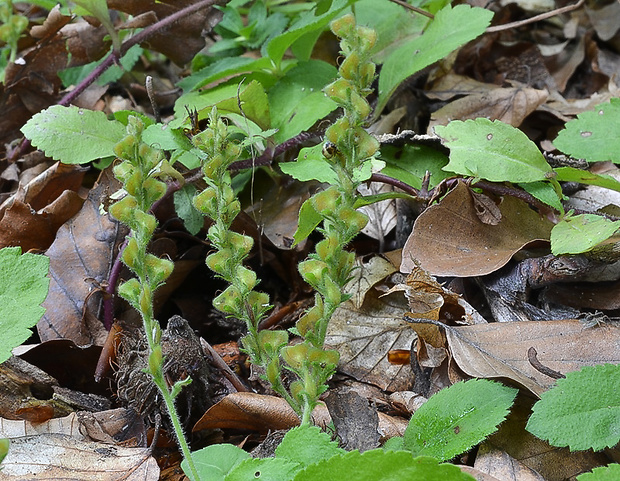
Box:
[527,347,565,380]
[486,0,585,33]
[389,0,434,19]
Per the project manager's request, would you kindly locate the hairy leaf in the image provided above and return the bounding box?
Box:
[554,166,620,192]
[551,214,620,255]
[21,105,125,164]
[526,364,620,451]
[183,443,250,481]
[174,184,203,236]
[0,247,50,364]
[554,99,620,163]
[403,379,517,461]
[577,464,620,481]
[276,425,344,467]
[226,457,300,481]
[436,118,553,183]
[377,4,493,115]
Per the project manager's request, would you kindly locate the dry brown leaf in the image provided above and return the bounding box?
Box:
[485,396,609,481]
[39,169,127,346]
[429,86,548,130]
[0,433,159,480]
[357,182,397,243]
[326,289,416,392]
[192,392,407,438]
[402,182,552,277]
[474,444,545,481]
[345,255,397,309]
[437,318,620,397]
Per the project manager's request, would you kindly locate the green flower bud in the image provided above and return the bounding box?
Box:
[339,51,361,81]
[235,265,257,292]
[324,78,355,104]
[117,278,142,307]
[213,285,242,314]
[323,275,344,306]
[109,195,138,225]
[225,142,242,160]
[298,259,329,289]
[143,177,167,205]
[349,91,371,119]
[296,300,323,337]
[145,254,174,287]
[139,287,152,315]
[359,62,376,88]
[221,199,241,225]
[330,14,356,38]
[338,206,368,235]
[356,26,377,51]
[266,357,282,386]
[113,162,134,184]
[281,343,309,370]
[311,187,339,216]
[121,238,140,271]
[123,170,143,197]
[206,249,233,277]
[354,128,380,159]
[315,235,339,261]
[225,231,253,257]
[325,118,350,145]
[133,210,157,237]
[308,348,339,368]
[290,380,305,403]
[193,187,217,217]
[248,291,271,319]
[113,135,136,160]
[258,330,288,355]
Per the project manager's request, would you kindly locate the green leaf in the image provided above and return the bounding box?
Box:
[178,56,273,92]
[519,181,564,211]
[293,196,323,246]
[554,166,620,192]
[436,118,553,183]
[21,105,125,164]
[554,99,620,163]
[577,464,620,481]
[266,0,352,68]
[174,184,203,236]
[269,60,337,143]
[380,144,449,190]
[216,80,271,130]
[281,145,338,184]
[526,364,620,451]
[0,438,8,464]
[293,451,476,481]
[275,425,344,467]
[403,379,517,462]
[226,457,300,481]
[0,247,50,364]
[550,214,620,255]
[183,444,250,481]
[376,4,493,115]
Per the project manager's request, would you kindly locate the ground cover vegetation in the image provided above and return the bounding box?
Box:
[1,0,620,479]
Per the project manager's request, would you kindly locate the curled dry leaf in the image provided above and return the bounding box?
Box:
[192,392,407,439]
[402,181,553,277]
[326,288,417,392]
[39,169,127,346]
[345,255,397,309]
[420,318,620,397]
[473,443,545,481]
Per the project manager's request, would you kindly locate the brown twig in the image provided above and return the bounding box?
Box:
[527,347,565,380]
[486,0,585,33]
[389,0,434,19]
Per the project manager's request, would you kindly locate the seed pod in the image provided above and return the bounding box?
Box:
[311,186,339,216]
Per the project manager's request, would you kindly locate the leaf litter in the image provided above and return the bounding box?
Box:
[2,0,620,479]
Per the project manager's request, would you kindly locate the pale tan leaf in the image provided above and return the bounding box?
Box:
[345,255,397,309]
[439,318,620,397]
[474,444,545,481]
[0,433,159,480]
[357,182,397,242]
[402,182,552,277]
[326,289,416,391]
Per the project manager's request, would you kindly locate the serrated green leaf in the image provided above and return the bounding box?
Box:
[266,0,352,68]
[403,379,517,462]
[174,184,203,236]
[577,464,620,481]
[554,99,620,163]
[526,364,620,451]
[269,60,337,143]
[281,145,338,184]
[436,118,553,183]
[183,443,250,481]
[293,196,323,246]
[293,451,476,481]
[554,166,620,192]
[0,247,50,364]
[275,425,344,467]
[21,105,125,164]
[226,457,300,481]
[550,214,620,255]
[377,4,493,115]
